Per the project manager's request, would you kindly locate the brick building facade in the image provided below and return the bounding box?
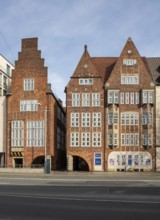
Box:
[65,38,157,172]
[6,38,66,170]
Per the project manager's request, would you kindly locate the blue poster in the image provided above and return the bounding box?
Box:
[95,158,101,165]
[146,159,151,166]
[128,155,132,166]
[95,153,102,166]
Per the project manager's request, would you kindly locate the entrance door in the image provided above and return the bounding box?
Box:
[14,158,23,168]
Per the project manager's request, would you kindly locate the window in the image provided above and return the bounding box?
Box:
[108,134,113,145]
[82,93,90,106]
[11,121,24,147]
[114,134,118,145]
[24,78,34,91]
[71,132,79,147]
[92,132,101,147]
[142,112,152,125]
[121,133,139,146]
[108,112,113,125]
[148,91,154,103]
[108,133,117,146]
[27,121,44,147]
[3,76,7,89]
[125,93,129,104]
[79,78,93,85]
[130,93,134,104]
[142,132,148,146]
[142,91,154,104]
[121,75,139,85]
[136,92,139,104]
[6,64,11,76]
[20,100,39,111]
[114,92,119,103]
[93,113,101,127]
[123,59,137,65]
[71,113,79,127]
[143,92,148,104]
[121,113,139,125]
[108,91,119,104]
[82,132,90,147]
[120,93,124,104]
[72,93,80,107]
[92,93,100,106]
[82,113,90,127]
[108,112,118,125]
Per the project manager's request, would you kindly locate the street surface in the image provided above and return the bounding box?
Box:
[0,172,160,219]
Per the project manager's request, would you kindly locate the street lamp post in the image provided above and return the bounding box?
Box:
[44,106,47,174]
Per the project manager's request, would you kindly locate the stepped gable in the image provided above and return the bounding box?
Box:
[14,37,47,76]
[71,45,100,79]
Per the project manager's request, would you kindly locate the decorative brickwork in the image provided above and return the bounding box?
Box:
[6,38,66,170]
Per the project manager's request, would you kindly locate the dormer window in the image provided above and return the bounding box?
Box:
[79,78,93,85]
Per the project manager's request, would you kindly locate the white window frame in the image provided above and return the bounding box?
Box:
[20,100,38,112]
[82,113,90,127]
[136,92,139,104]
[93,113,101,127]
[82,93,90,107]
[24,78,34,91]
[79,78,93,85]
[71,113,79,127]
[125,93,129,104]
[71,132,79,147]
[72,93,80,107]
[121,133,139,146]
[92,132,101,147]
[130,93,134,104]
[27,121,45,147]
[108,134,113,145]
[108,91,113,104]
[92,93,100,106]
[82,132,90,147]
[11,120,24,147]
[123,59,137,66]
[120,93,124,104]
[121,112,139,125]
[108,112,113,125]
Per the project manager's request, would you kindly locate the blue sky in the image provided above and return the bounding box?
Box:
[1,0,160,104]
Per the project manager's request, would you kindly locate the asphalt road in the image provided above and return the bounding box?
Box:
[0,173,160,220]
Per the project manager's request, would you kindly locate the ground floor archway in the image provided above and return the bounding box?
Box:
[73,156,89,171]
[31,155,44,168]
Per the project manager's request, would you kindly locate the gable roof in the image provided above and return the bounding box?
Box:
[146,58,160,84]
[91,57,117,83]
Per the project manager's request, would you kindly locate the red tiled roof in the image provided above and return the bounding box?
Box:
[91,57,117,83]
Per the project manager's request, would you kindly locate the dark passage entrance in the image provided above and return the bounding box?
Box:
[32,156,44,168]
[14,158,23,168]
[73,156,89,171]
